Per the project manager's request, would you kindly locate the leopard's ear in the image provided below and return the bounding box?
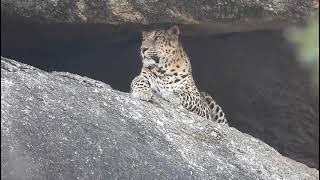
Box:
[167,25,179,36]
[142,31,148,37]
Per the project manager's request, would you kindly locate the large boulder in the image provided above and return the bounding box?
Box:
[1,0,318,32]
[1,56,319,179]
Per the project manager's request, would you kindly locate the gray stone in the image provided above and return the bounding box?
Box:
[1,0,318,31]
[1,56,319,180]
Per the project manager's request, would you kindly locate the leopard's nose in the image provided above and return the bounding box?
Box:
[141,47,148,54]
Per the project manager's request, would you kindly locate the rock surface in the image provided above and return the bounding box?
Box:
[1,56,319,179]
[1,0,318,31]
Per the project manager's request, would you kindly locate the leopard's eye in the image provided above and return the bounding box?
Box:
[155,36,162,41]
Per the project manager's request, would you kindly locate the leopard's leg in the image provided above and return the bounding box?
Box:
[130,76,153,101]
[201,92,228,124]
[161,90,211,120]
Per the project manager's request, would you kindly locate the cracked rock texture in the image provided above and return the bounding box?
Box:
[1,0,318,30]
[1,56,319,179]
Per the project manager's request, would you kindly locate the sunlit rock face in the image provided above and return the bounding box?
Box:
[1,57,319,179]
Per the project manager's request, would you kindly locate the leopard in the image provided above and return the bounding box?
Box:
[130,25,228,124]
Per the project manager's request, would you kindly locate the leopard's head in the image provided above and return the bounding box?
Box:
[141,25,180,67]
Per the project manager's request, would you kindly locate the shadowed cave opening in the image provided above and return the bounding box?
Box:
[1,13,319,169]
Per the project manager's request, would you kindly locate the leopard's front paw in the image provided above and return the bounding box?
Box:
[130,76,152,101]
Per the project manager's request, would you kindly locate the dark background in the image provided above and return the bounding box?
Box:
[2,13,319,169]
